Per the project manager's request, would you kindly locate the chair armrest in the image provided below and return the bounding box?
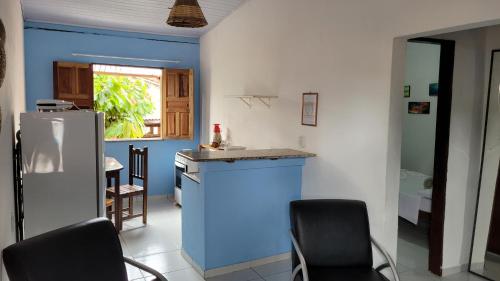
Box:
[371,237,400,281]
[124,256,168,281]
[375,263,390,272]
[290,230,309,281]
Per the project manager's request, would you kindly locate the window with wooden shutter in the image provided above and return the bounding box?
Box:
[53,61,93,109]
[162,69,194,140]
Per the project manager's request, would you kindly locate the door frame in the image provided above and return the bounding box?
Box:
[407,37,455,276]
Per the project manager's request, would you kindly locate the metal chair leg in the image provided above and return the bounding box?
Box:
[290,231,309,281]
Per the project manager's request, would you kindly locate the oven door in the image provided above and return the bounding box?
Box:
[175,161,186,189]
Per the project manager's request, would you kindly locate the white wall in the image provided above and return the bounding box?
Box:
[469,25,500,266]
[430,28,488,273]
[201,0,500,270]
[422,25,500,273]
[0,0,25,279]
[402,42,440,176]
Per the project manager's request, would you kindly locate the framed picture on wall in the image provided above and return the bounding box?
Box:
[429,83,439,96]
[408,101,430,114]
[302,93,318,126]
[404,85,411,98]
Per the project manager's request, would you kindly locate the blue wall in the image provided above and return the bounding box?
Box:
[24,21,200,195]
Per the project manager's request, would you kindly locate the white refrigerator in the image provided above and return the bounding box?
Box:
[20,111,106,239]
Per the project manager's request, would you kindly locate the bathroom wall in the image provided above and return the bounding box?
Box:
[401,42,440,176]
[462,25,500,268]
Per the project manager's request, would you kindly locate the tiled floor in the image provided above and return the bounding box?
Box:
[119,197,485,281]
[397,220,484,281]
[119,197,292,281]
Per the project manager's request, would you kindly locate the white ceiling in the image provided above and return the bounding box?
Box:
[21,0,246,37]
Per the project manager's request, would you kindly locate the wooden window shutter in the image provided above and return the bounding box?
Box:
[53,61,94,109]
[162,68,194,139]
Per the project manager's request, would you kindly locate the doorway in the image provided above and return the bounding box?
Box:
[397,38,455,276]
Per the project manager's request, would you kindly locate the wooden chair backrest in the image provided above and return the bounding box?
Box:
[128,144,148,186]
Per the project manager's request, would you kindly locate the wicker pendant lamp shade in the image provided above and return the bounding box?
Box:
[167,0,208,28]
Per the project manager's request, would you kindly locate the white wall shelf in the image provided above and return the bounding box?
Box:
[225,95,278,108]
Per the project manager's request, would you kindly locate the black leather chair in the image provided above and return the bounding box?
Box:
[290,199,399,281]
[2,218,167,281]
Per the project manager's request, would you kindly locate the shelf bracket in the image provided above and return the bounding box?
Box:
[238,97,253,108]
[257,97,272,108]
[227,95,277,108]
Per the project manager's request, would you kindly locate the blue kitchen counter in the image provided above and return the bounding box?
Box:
[180,150,313,277]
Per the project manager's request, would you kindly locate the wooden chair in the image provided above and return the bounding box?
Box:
[106,145,148,231]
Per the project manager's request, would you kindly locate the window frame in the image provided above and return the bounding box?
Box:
[54,61,195,142]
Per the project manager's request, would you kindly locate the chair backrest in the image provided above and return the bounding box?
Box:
[2,218,128,281]
[290,199,373,269]
[128,144,148,185]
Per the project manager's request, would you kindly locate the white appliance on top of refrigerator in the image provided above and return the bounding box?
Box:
[20,111,106,239]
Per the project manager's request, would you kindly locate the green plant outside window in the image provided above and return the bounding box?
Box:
[94,74,155,139]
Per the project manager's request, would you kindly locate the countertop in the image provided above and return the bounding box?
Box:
[177,149,316,162]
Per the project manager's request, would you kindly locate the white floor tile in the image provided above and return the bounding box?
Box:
[397,263,413,274]
[121,236,133,258]
[397,238,429,271]
[207,269,261,281]
[400,268,440,281]
[122,198,484,281]
[135,250,191,276]
[119,199,182,258]
[165,268,206,281]
[123,230,181,258]
[126,262,145,280]
[263,271,291,281]
[252,259,292,277]
[441,272,488,281]
[397,233,480,281]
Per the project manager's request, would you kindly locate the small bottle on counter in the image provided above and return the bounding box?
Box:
[212,124,222,148]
